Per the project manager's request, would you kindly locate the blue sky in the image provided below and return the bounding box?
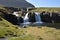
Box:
[26,0,60,7]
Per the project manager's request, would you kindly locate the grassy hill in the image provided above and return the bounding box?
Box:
[9,27,60,40]
[0,16,60,40]
[30,7,60,12]
[0,7,60,40]
[0,17,25,38]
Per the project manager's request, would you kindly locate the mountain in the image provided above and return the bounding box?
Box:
[0,0,35,8]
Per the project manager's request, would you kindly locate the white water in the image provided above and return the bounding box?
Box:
[24,12,29,22]
[35,12,43,23]
[23,12,31,25]
[22,12,43,26]
[13,12,43,26]
[13,12,19,17]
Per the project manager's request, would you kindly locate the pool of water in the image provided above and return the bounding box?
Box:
[20,22,44,26]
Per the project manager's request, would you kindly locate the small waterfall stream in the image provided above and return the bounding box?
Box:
[24,12,29,22]
[22,12,31,25]
[22,12,43,26]
[35,12,43,23]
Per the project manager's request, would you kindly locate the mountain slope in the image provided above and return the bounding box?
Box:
[0,0,35,8]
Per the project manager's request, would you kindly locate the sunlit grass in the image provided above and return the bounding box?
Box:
[8,27,60,40]
[0,17,60,40]
[0,7,60,40]
[30,7,60,12]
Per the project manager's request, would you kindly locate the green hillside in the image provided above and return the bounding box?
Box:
[0,17,60,40]
[8,27,60,40]
[0,17,25,38]
[30,7,60,12]
[0,7,60,40]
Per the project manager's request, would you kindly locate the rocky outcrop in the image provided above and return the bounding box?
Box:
[0,10,23,25]
[40,11,60,23]
[40,11,51,23]
[28,12,36,22]
[4,14,18,25]
[0,0,35,8]
[52,12,60,23]
[3,14,23,25]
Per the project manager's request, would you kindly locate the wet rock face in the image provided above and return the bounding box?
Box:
[52,12,60,23]
[40,11,60,23]
[3,14,18,25]
[19,17,23,23]
[28,12,36,22]
[40,11,51,23]
[0,9,24,25]
[2,12,23,25]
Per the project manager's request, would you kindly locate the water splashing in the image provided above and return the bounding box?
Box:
[24,12,29,22]
[35,12,43,23]
[23,12,31,25]
[13,12,43,26]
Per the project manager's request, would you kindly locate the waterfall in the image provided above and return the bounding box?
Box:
[23,12,31,25]
[35,12,43,23]
[12,12,43,26]
[24,12,29,22]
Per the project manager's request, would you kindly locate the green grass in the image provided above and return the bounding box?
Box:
[9,35,42,40]
[0,17,25,37]
[30,7,60,12]
[8,27,60,40]
[0,17,60,40]
[0,7,60,40]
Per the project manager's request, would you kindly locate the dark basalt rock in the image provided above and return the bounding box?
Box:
[3,14,23,25]
[0,8,24,25]
[3,14,18,25]
[40,12,51,23]
[28,12,36,22]
[40,11,60,23]
[52,12,60,23]
[19,17,24,23]
[0,11,23,25]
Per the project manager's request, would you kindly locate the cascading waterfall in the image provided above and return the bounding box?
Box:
[24,12,29,22]
[22,12,43,26]
[13,12,43,26]
[23,12,31,25]
[35,12,43,23]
